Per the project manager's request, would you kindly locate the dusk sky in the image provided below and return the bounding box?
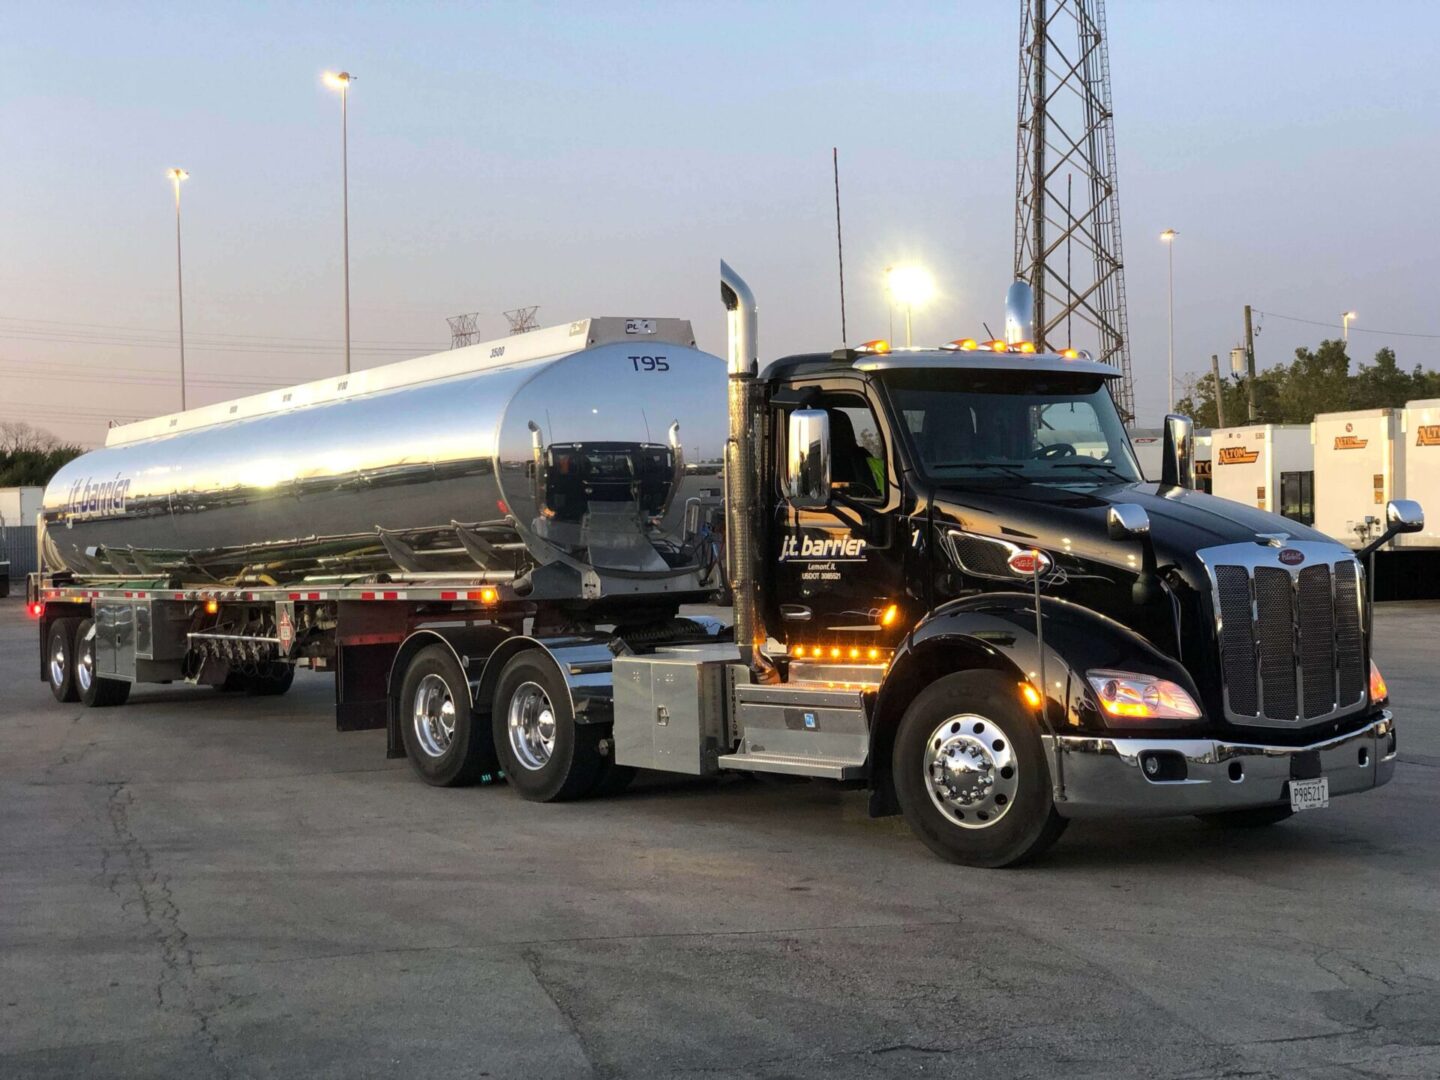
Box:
[3,1,1438,447]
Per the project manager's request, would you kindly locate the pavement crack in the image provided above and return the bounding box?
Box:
[519,946,604,1079]
[104,781,231,1078]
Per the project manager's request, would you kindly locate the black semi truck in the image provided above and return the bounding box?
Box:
[28,265,1422,866]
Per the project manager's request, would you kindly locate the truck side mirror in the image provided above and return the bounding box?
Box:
[1387,499,1424,533]
[1107,503,1151,540]
[786,408,831,510]
[1160,413,1194,489]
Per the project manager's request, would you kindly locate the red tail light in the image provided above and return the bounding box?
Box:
[29,602,45,618]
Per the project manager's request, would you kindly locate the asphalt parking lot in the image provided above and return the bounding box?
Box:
[2,598,1438,1079]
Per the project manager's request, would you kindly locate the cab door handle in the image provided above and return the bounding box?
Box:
[780,604,812,621]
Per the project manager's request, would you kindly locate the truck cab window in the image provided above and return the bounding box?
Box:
[821,397,886,500]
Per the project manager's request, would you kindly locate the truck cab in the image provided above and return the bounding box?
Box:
[710,265,1421,866]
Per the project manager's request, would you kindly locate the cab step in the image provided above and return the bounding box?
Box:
[717,683,869,780]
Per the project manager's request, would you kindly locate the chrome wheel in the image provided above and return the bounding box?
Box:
[50,644,68,689]
[507,681,557,771]
[411,673,457,758]
[76,641,95,694]
[923,714,1019,829]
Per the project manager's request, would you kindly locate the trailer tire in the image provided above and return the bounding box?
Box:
[399,644,497,787]
[74,618,131,708]
[492,652,602,802]
[244,663,295,696]
[892,669,1066,868]
[1196,805,1294,828]
[47,617,82,703]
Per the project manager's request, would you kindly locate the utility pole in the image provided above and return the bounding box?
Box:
[1243,304,1257,422]
[1210,353,1226,428]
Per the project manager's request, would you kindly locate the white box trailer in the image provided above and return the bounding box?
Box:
[0,486,44,596]
[1129,428,1213,491]
[1400,398,1440,549]
[1211,424,1314,523]
[1312,409,1405,549]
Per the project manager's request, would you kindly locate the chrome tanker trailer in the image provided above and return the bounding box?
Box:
[28,266,1420,866]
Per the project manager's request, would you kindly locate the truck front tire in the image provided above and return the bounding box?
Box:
[73,618,131,708]
[399,644,498,787]
[492,652,602,802]
[893,670,1066,868]
[47,617,82,703]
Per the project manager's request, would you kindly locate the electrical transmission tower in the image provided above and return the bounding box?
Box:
[1014,0,1135,420]
[503,306,540,335]
[447,312,482,349]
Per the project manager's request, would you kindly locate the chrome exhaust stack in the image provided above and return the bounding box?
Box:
[720,261,774,680]
[1004,281,1036,346]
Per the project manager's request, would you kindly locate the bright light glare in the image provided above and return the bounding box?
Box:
[1160,229,1177,242]
[886,266,935,307]
[167,168,189,183]
[323,70,353,90]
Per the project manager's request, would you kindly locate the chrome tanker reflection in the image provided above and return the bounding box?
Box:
[41,319,729,600]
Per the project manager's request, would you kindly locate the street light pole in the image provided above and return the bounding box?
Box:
[325,71,355,374]
[1161,229,1177,412]
[167,168,190,410]
[1342,310,1357,343]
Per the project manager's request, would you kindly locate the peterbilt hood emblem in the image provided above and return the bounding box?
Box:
[1006,550,1052,576]
[1278,548,1305,566]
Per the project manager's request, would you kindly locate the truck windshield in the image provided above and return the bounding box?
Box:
[883,369,1141,486]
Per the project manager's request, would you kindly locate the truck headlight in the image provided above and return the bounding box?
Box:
[1087,670,1202,720]
[1369,660,1389,705]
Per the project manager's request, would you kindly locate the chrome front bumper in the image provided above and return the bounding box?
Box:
[1046,712,1396,818]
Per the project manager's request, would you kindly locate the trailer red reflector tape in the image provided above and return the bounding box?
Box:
[360,592,376,600]
[382,591,399,601]
[440,591,458,601]
[307,592,321,601]
[288,592,301,600]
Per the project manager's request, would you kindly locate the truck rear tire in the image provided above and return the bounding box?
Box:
[47,617,82,703]
[73,618,131,708]
[399,644,498,787]
[893,669,1067,868]
[492,652,602,802]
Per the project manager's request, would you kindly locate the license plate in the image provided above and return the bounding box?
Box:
[1289,776,1329,812]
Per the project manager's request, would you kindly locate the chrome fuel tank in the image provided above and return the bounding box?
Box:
[42,319,727,594]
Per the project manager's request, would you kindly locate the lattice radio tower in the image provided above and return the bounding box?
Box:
[447,312,482,349]
[503,306,540,335]
[1014,0,1135,420]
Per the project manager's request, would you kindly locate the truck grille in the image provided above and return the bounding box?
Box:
[1203,543,1366,726]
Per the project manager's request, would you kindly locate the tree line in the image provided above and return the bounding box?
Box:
[1174,340,1440,429]
[0,422,84,486]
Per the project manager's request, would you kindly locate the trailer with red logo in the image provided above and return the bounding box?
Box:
[1313,409,1405,549]
[1211,424,1315,525]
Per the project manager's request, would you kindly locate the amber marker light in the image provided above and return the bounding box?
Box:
[1020,682,1043,709]
[880,604,900,627]
[858,339,891,354]
[1060,348,1080,359]
[204,599,219,615]
[1369,660,1389,703]
[1016,341,1037,354]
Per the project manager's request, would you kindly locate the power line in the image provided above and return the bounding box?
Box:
[1251,310,1440,341]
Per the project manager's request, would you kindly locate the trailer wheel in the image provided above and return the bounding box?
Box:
[892,669,1066,868]
[1196,805,1294,828]
[47,617,82,703]
[492,652,602,802]
[73,618,131,708]
[398,644,497,787]
[243,663,295,696]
